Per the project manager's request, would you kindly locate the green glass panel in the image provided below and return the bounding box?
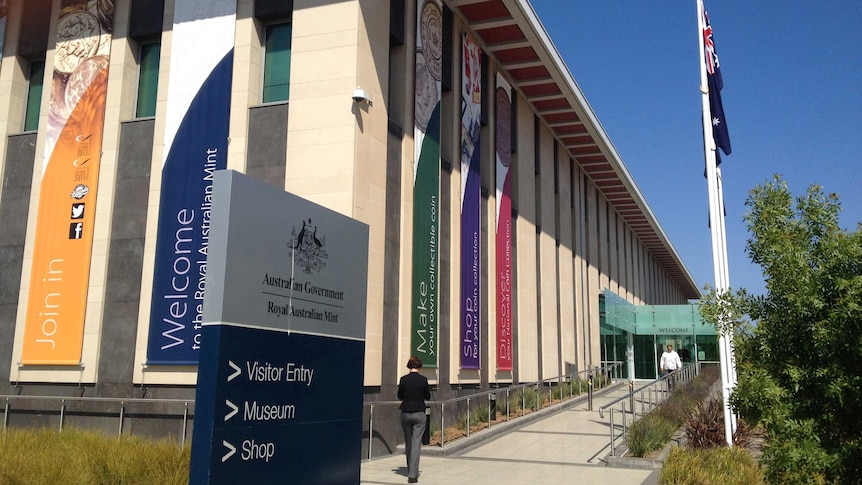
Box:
[696,335,720,361]
[136,42,161,118]
[263,23,292,103]
[600,289,722,377]
[633,334,658,379]
[24,60,45,132]
[601,290,717,336]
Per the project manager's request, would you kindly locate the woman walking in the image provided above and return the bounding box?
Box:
[398,356,431,483]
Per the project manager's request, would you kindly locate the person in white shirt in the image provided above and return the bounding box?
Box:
[660,344,682,377]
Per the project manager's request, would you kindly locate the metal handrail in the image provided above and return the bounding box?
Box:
[1,394,194,446]
[598,363,696,419]
[598,363,700,457]
[1,363,626,460]
[0,395,193,405]
[364,362,624,460]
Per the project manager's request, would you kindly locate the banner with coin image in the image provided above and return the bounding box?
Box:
[22,0,113,364]
[460,33,481,369]
[145,0,235,364]
[411,0,442,368]
[495,74,514,371]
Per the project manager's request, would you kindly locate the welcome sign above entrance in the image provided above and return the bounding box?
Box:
[602,290,717,336]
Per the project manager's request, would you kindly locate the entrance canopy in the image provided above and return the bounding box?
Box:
[601,290,717,336]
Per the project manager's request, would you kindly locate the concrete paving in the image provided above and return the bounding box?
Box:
[360,385,660,485]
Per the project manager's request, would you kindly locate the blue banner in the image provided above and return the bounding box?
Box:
[146,2,235,364]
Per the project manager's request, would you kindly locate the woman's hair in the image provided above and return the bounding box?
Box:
[406,356,423,369]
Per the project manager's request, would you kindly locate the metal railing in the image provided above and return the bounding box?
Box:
[364,363,623,460]
[1,395,194,446]
[2,362,627,459]
[598,363,699,457]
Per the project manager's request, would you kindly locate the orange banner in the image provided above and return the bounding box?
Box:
[22,1,113,364]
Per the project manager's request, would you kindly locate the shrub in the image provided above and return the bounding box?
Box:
[625,365,719,457]
[470,403,490,427]
[506,387,536,416]
[660,446,764,485]
[655,393,695,426]
[700,178,862,483]
[570,378,585,396]
[551,384,564,401]
[686,397,756,451]
[627,414,677,457]
[686,398,727,450]
[759,418,832,485]
[0,427,189,484]
[520,387,539,410]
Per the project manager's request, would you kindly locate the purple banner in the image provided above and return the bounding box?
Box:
[460,34,481,369]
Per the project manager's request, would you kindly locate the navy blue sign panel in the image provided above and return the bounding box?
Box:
[189,170,368,484]
[190,325,364,484]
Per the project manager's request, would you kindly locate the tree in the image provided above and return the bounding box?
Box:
[701,175,862,484]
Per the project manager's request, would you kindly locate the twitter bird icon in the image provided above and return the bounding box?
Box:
[71,203,85,219]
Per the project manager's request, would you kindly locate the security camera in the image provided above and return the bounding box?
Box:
[352,87,371,105]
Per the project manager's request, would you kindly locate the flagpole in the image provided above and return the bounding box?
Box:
[715,166,738,431]
[697,0,737,446]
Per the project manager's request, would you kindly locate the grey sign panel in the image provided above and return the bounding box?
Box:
[203,170,369,341]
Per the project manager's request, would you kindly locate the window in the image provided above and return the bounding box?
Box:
[24,59,45,131]
[262,22,291,103]
[136,41,160,118]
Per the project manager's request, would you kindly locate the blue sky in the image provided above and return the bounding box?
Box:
[530,1,862,296]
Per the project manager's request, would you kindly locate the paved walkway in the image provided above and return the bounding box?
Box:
[360,385,660,485]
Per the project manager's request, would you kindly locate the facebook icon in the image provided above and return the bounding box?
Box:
[69,222,83,239]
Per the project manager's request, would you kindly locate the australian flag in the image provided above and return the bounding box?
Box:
[703,6,731,156]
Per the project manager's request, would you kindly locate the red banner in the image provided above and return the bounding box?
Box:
[495,74,513,371]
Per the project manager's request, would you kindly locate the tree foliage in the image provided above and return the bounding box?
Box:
[701,175,862,484]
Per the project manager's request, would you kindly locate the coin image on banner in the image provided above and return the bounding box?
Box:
[53,10,102,75]
[45,75,71,158]
[61,63,110,152]
[65,55,109,113]
[96,0,114,34]
[419,0,442,81]
[414,52,436,133]
[495,87,512,167]
[49,74,71,123]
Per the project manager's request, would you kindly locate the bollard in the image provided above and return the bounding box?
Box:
[587,375,594,411]
[629,381,635,414]
[422,406,431,445]
[490,393,497,420]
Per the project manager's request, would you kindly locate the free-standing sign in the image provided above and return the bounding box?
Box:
[189,171,368,484]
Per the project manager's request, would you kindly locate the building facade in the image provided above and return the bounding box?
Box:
[0,0,700,445]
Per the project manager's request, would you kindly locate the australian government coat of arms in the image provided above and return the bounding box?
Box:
[290,218,328,273]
